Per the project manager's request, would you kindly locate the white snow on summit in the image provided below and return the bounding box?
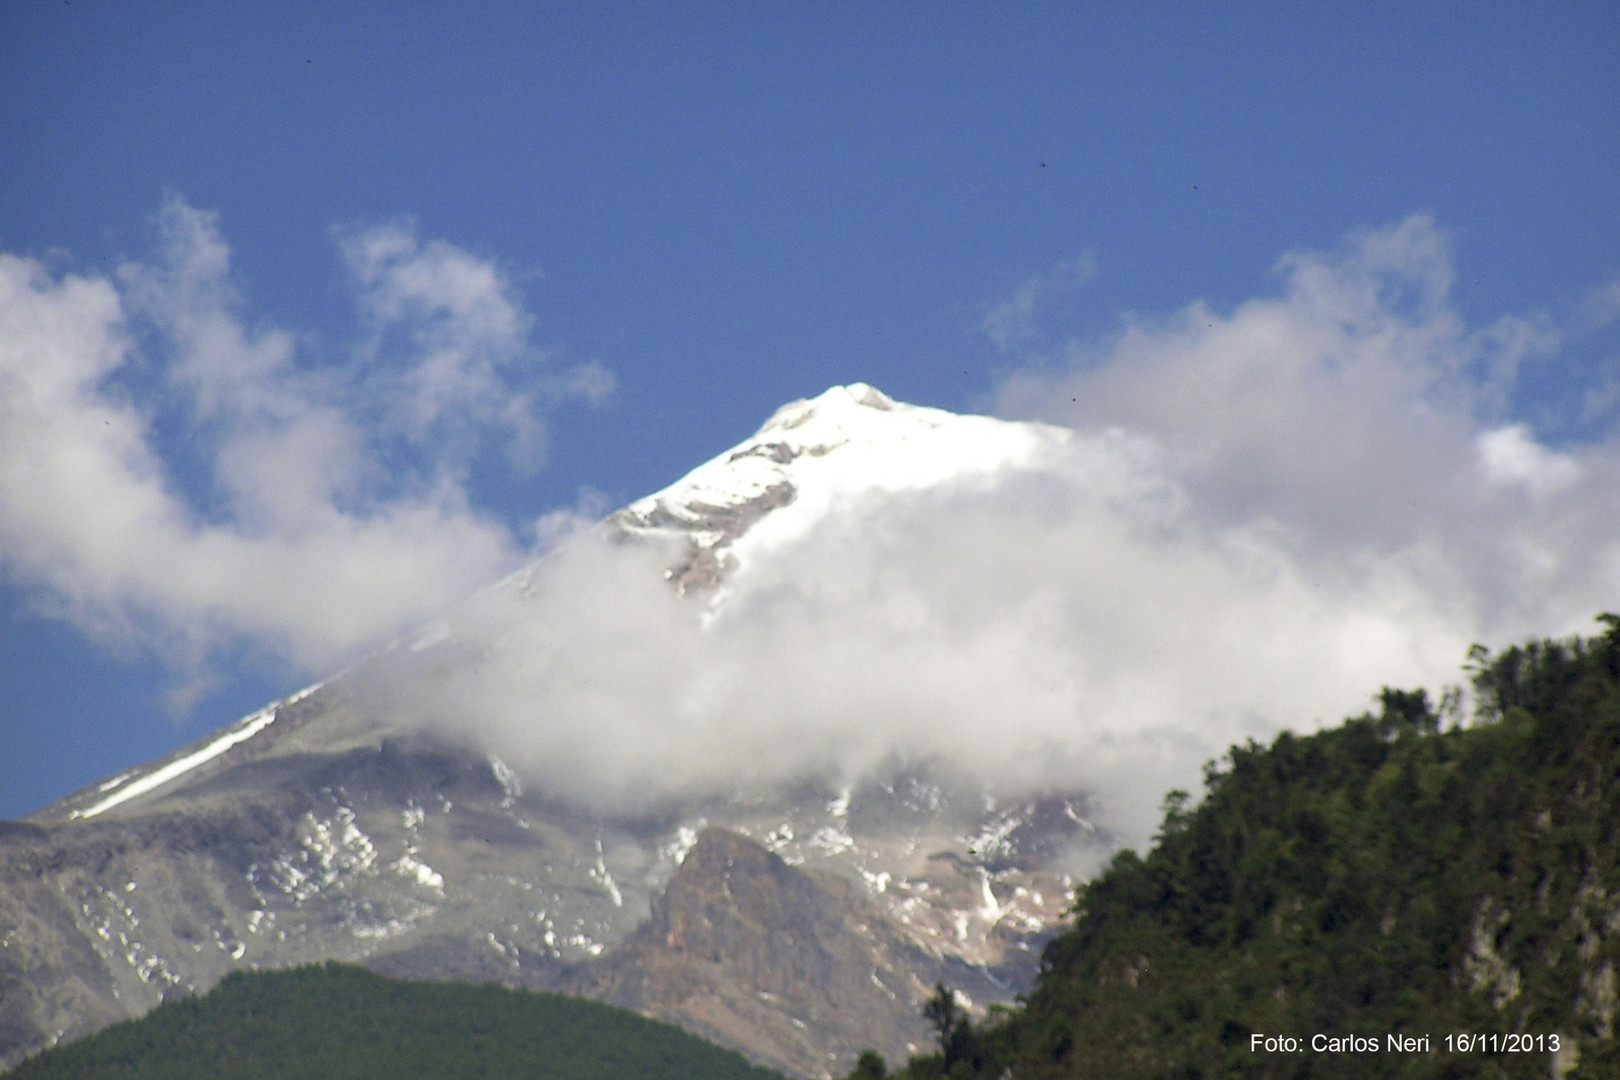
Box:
[615,383,1066,589]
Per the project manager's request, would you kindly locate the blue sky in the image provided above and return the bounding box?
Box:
[2,2,1618,821]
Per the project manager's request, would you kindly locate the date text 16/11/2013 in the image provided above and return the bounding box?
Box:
[1250,1033,1563,1055]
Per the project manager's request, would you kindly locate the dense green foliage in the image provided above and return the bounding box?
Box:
[860,619,1620,1080]
[6,962,787,1080]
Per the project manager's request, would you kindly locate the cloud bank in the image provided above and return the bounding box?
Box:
[8,205,1618,844]
[996,215,1611,644]
[0,195,605,686]
[394,217,1620,844]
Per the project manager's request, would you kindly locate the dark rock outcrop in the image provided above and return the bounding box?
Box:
[585,828,959,1076]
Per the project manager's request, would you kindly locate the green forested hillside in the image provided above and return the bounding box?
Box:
[4,962,787,1080]
[858,619,1620,1080]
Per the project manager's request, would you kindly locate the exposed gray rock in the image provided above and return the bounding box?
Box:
[0,681,1095,1075]
[585,827,1011,1078]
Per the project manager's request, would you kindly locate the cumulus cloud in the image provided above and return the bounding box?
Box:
[386,216,1620,846]
[996,215,1620,641]
[0,194,603,681]
[337,219,614,472]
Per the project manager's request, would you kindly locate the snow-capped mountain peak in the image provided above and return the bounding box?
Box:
[7,383,1102,1077]
[612,383,1066,592]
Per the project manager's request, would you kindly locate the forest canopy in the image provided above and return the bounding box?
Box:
[5,961,787,1080]
[853,617,1620,1080]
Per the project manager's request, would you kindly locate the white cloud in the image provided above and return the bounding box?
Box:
[0,195,603,681]
[1475,424,1580,497]
[996,215,1615,637]
[385,216,1620,847]
[341,221,535,447]
[338,219,614,474]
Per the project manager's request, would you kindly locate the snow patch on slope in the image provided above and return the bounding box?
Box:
[71,681,321,820]
[72,708,279,820]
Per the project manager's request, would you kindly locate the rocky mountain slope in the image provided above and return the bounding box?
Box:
[0,386,1106,1077]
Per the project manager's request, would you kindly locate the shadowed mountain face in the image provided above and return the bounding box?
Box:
[0,387,1106,1076]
